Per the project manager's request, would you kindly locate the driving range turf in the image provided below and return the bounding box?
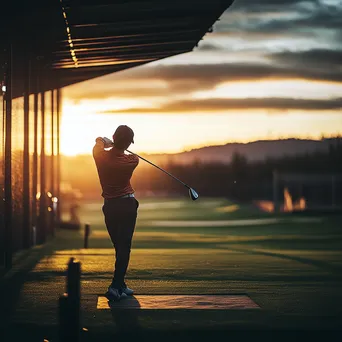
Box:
[7,197,342,341]
[76,198,342,334]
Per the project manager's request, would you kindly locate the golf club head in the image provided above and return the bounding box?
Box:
[189,188,199,201]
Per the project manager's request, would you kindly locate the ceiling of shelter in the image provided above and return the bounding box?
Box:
[0,0,234,96]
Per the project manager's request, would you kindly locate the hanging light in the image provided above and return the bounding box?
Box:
[60,0,78,68]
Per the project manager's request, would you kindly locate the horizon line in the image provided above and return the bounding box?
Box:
[60,135,342,157]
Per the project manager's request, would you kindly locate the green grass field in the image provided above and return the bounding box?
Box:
[66,197,342,332]
[9,197,342,340]
[78,197,342,253]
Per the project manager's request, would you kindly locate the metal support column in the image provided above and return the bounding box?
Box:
[51,90,55,195]
[56,88,61,224]
[23,56,31,249]
[32,88,38,245]
[39,90,46,244]
[51,89,55,236]
[4,45,12,270]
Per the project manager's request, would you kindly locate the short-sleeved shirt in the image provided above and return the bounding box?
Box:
[93,143,139,199]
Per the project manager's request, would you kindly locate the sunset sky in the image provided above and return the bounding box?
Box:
[61,0,342,156]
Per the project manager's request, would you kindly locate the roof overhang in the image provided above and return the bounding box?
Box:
[1,0,235,97]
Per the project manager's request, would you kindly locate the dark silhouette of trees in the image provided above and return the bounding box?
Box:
[132,137,342,204]
[62,137,342,206]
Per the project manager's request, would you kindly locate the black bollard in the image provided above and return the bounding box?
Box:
[66,257,81,341]
[84,223,90,249]
[59,293,70,342]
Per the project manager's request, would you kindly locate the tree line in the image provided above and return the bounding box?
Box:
[131,138,342,203]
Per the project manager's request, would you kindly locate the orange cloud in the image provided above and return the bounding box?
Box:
[98,97,342,114]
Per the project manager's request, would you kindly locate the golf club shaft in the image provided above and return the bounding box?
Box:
[126,149,190,189]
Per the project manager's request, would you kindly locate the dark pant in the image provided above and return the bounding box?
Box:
[102,197,139,288]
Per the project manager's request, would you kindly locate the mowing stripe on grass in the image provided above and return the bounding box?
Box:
[146,217,322,227]
[149,219,279,227]
[97,295,260,310]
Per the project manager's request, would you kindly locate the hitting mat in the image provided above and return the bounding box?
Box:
[97,295,260,310]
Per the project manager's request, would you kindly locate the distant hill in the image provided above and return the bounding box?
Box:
[62,138,339,173]
[139,138,339,165]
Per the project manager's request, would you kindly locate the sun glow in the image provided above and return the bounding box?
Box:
[60,99,145,156]
[192,80,342,100]
[61,97,342,156]
[61,75,342,158]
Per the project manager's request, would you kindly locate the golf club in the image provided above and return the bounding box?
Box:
[126,149,199,201]
[103,137,199,200]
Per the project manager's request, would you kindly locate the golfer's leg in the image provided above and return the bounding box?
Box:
[114,213,137,287]
[102,204,120,287]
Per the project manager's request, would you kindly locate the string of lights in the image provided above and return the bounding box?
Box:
[60,0,78,68]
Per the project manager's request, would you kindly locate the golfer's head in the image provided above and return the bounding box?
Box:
[113,125,134,150]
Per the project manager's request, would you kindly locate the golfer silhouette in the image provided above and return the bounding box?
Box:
[93,125,139,301]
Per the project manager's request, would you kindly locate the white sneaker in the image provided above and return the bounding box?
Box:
[105,286,128,301]
[122,285,134,296]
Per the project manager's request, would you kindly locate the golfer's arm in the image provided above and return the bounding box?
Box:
[92,139,106,158]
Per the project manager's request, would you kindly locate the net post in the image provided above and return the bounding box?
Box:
[273,170,280,213]
[84,223,90,249]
